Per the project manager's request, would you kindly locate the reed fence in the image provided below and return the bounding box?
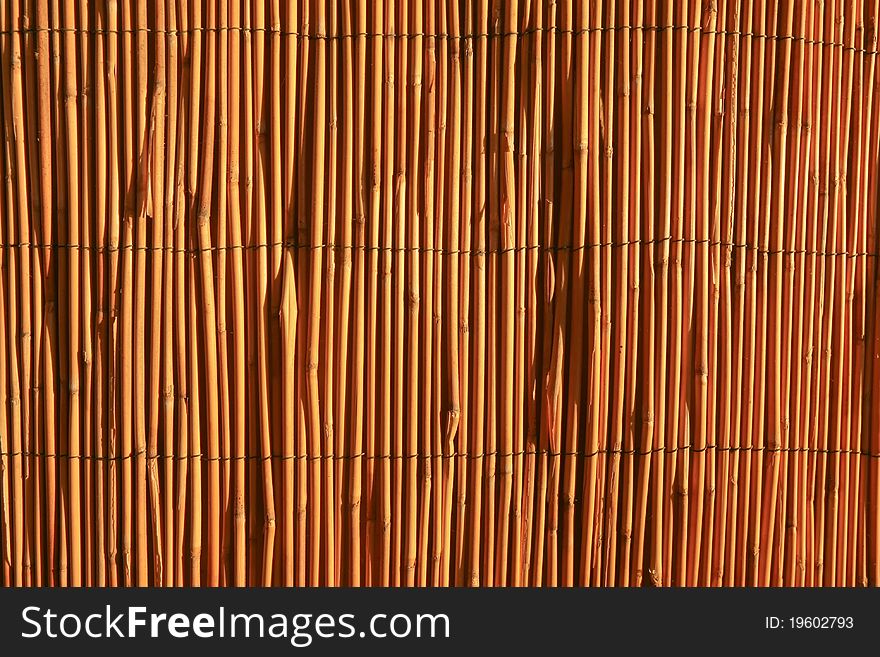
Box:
[1,0,879,587]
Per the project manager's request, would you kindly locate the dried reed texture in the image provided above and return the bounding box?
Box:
[1,0,880,587]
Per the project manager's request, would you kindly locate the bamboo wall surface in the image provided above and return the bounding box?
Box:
[1,0,880,588]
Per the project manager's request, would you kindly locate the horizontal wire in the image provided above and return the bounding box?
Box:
[0,237,872,259]
[0,24,874,57]
[2,443,876,463]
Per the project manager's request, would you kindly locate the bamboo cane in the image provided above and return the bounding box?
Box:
[508,0,528,590]
[594,0,615,586]
[441,0,462,589]
[483,0,501,588]
[544,0,570,588]
[467,0,488,588]
[336,0,355,587]
[711,0,735,588]
[852,0,880,587]
[700,0,726,586]
[187,230,202,587]
[377,0,393,587]
[173,0,191,586]
[689,0,718,587]
[390,0,407,589]
[504,3,532,586]
[12,0,34,587]
[4,0,30,589]
[159,0,178,588]
[783,5,801,587]
[275,3,300,586]
[733,0,757,586]
[323,0,339,589]
[34,0,56,588]
[666,0,688,587]
[621,0,645,587]
[141,0,166,589]
[520,0,539,588]
[266,0,283,591]
[77,0,93,587]
[812,4,837,588]
[227,0,247,589]
[793,1,818,587]
[215,0,232,587]
[419,0,436,588]
[193,0,221,587]
[0,216,9,588]
[404,0,423,587]
[53,0,70,589]
[0,61,13,587]
[495,0,516,589]
[803,1,826,587]
[839,9,862,587]
[253,0,276,587]
[632,0,655,587]
[866,0,880,587]
[606,0,632,587]
[830,0,858,587]
[24,0,44,588]
[128,0,148,590]
[349,0,367,587]
[533,0,557,587]
[307,0,328,588]
[578,0,601,586]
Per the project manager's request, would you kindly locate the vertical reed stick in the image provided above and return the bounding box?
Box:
[6,0,29,589]
[378,0,393,587]
[405,0,423,587]
[759,0,794,587]
[173,0,192,586]
[579,0,601,585]
[227,0,247,588]
[25,0,44,589]
[442,0,462,588]
[633,0,656,587]
[0,67,13,586]
[267,0,283,591]
[648,0,672,589]
[712,0,735,588]
[509,1,528,589]
[308,0,328,587]
[253,0,277,587]
[78,0,91,587]
[323,0,339,588]
[216,0,232,586]
[534,0,557,587]
[690,0,717,586]
[336,0,355,587]
[34,0,57,588]
[496,0,517,589]
[13,0,34,587]
[391,0,407,589]
[195,0,221,587]
[279,0,297,588]
[146,0,168,588]
[349,0,368,587]
[420,0,436,587]
[455,0,475,587]
[467,0,488,588]
[521,0,540,588]
[118,0,135,587]
[606,0,632,586]
[595,0,615,586]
